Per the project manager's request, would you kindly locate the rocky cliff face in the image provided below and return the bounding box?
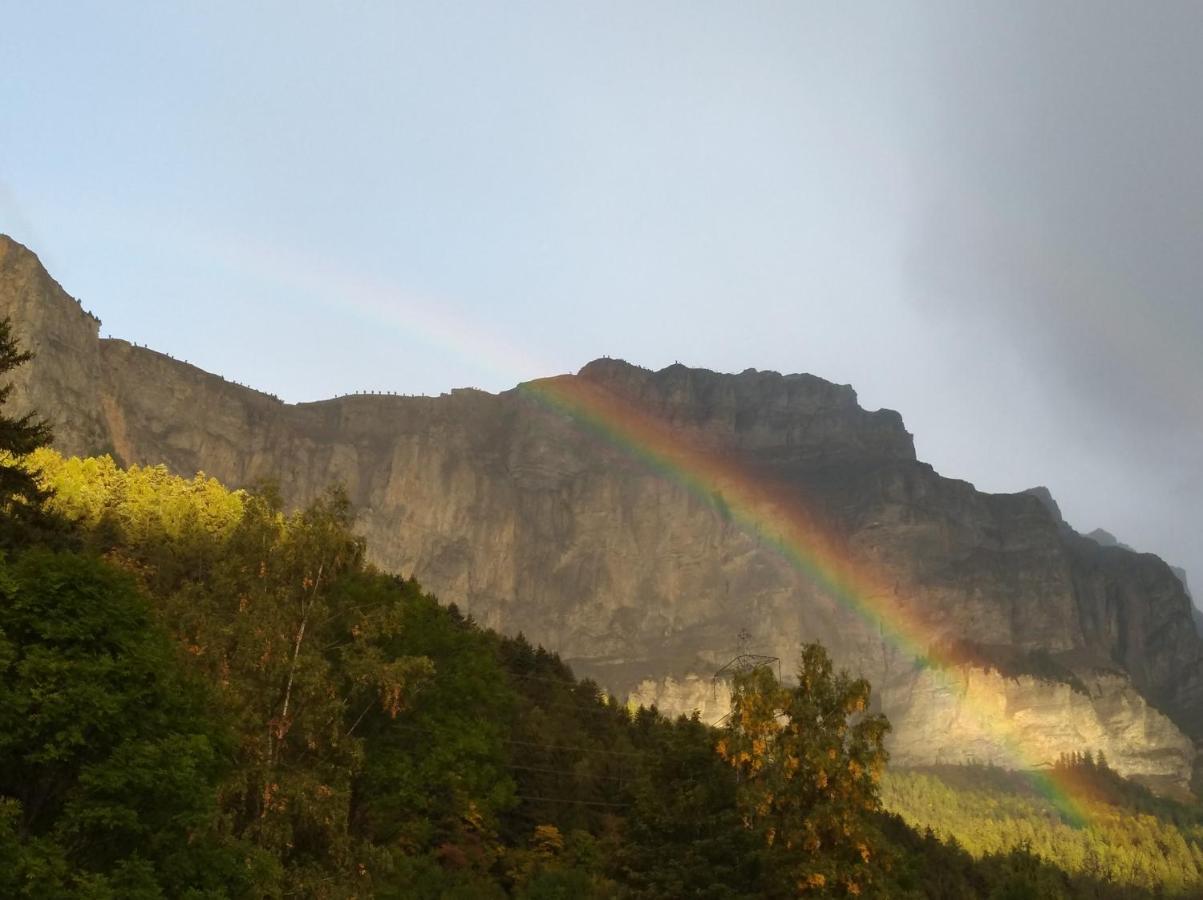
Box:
[0,238,109,457]
[4,233,1200,788]
[884,669,1193,790]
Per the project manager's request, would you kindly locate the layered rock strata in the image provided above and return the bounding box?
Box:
[3,234,1199,787]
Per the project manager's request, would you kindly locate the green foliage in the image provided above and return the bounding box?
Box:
[881,759,1203,895]
[33,452,435,894]
[355,585,516,860]
[499,636,637,837]
[29,450,245,584]
[0,549,264,897]
[2,446,1198,897]
[616,710,761,898]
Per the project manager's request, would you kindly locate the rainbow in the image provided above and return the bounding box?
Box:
[519,370,1096,826]
[185,230,1103,823]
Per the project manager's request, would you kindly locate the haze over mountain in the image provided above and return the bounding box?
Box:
[3,4,1201,608]
[4,233,1201,794]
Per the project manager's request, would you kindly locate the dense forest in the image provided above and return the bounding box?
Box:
[882,760,1203,893]
[0,326,1200,897]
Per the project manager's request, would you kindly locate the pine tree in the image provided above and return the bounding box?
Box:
[0,317,50,503]
[0,317,53,551]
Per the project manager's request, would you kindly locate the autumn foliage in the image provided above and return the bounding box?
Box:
[718,646,890,896]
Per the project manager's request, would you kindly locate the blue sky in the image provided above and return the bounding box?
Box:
[1,4,930,397]
[3,3,1202,590]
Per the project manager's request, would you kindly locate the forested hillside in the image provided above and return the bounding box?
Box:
[0,446,1193,897]
[0,313,1195,896]
[6,228,1199,790]
[882,761,1203,893]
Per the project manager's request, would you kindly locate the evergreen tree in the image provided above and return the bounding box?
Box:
[0,318,50,477]
[617,710,762,898]
[0,318,52,543]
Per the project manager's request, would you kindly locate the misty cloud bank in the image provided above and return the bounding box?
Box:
[907,2,1203,595]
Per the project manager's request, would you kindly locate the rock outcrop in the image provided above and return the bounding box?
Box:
[3,233,1200,788]
[884,669,1193,791]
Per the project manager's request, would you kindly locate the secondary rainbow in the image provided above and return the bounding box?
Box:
[194,232,1104,824]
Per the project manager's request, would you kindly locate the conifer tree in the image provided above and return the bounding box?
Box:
[0,318,54,552]
[0,317,50,506]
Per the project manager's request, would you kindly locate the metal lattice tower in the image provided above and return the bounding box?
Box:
[711,629,781,699]
[707,631,781,728]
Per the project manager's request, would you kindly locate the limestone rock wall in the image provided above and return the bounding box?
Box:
[633,667,1194,788]
[884,669,1193,788]
[0,238,109,457]
[2,233,1199,787]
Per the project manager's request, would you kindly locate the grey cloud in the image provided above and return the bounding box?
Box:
[907,3,1203,589]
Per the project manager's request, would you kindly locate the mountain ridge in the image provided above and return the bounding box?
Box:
[3,232,1200,790]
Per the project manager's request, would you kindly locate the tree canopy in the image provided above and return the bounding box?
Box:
[0,446,1193,897]
[0,300,1189,900]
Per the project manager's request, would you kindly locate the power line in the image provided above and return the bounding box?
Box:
[502,734,645,758]
[512,794,629,809]
[506,671,609,689]
[518,699,634,719]
[507,763,625,783]
[390,722,648,759]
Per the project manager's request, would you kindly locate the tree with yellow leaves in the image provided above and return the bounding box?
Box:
[717,643,890,897]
